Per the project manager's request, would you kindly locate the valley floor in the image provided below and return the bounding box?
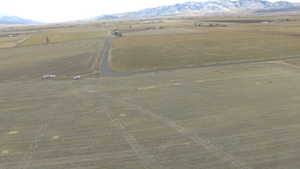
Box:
[1,60,300,169]
[1,16,300,169]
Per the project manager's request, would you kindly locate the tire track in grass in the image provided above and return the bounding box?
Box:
[103,104,166,169]
[20,121,48,169]
[109,96,253,169]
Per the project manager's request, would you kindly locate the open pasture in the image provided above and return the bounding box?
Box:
[111,19,300,72]
[0,23,111,82]
[0,34,28,48]
[1,15,300,169]
[0,38,105,82]
[19,27,108,47]
[1,61,300,169]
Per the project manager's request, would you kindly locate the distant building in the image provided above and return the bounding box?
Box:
[194,23,227,27]
[112,30,123,37]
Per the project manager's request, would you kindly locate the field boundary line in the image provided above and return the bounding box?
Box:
[194,72,285,84]
[99,44,300,76]
[275,60,300,69]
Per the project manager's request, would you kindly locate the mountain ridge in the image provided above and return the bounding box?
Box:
[0,15,40,24]
[96,0,297,20]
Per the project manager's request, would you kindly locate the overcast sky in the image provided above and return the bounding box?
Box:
[0,0,299,23]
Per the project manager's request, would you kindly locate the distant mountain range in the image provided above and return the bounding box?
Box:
[97,0,297,20]
[0,0,297,24]
[0,15,39,24]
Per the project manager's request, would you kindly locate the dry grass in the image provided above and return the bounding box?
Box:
[1,17,300,169]
[111,21,300,72]
[0,38,104,81]
[1,62,300,169]
[19,27,108,46]
[0,35,28,48]
[0,24,109,81]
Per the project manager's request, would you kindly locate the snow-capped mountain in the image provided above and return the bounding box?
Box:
[0,14,39,24]
[97,0,296,20]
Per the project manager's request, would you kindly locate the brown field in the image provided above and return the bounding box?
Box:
[0,38,104,82]
[111,20,300,72]
[1,15,300,169]
[0,35,28,48]
[19,27,108,47]
[1,61,300,169]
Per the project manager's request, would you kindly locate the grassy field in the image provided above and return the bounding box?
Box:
[111,20,300,72]
[0,23,110,82]
[0,35,28,48]
[0,25,108,49]
[1,15,300,169]
[19,27,108,46]
[1,61,300,169]
[0,37,104,82]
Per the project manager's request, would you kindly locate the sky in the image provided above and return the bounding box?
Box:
[0,0,299,23]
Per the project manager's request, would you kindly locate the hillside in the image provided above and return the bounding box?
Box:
[97,0,296,20]
[0,15,39,24]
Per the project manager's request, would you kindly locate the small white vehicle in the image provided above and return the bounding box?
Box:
[73,75,81,80]
[42,74,56,80]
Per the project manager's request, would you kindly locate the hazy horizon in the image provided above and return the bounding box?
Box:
[1,0,299,23]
